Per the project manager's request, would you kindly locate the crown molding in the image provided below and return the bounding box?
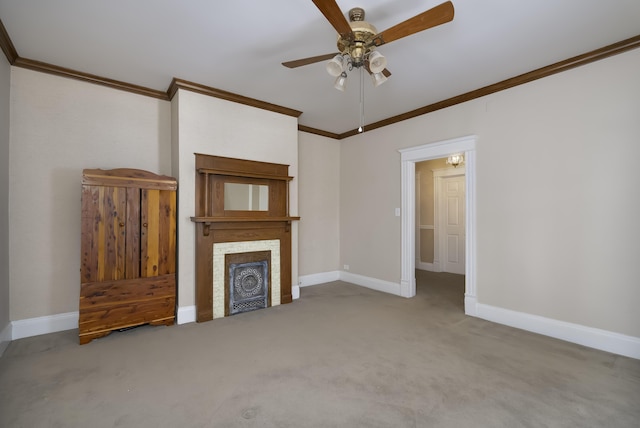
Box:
[338,34,640,138]
[13,57,169,100]
[168,78,302,118]
[0,19,18,64]
[297,125,341,139]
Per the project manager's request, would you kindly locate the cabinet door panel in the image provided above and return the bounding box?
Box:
[81,185,101,284]
[141,189,176,277]
[125,188,141,279]
[160,189,177,275]
[81,185,127,283]
[102,186,128,281]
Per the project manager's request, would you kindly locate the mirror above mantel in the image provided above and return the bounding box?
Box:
[191,153,299,224]
[224,182,269,211]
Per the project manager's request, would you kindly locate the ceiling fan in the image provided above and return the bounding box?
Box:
[283,0,455,89]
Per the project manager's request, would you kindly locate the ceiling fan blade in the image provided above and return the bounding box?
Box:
[282,53,339,69]
[369,1,454,47]
[312,0,354,39]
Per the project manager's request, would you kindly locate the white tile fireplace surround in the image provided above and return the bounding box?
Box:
[212,240,281,319]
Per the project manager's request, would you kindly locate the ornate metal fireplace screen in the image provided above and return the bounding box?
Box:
[229,260,269,315]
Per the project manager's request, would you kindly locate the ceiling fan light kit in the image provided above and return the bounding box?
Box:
[284,0,455,129]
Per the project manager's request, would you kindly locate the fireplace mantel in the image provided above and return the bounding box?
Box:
[191,154,299,322]
[191,216,299,237]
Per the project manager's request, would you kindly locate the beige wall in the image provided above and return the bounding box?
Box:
[0,51,10,348]
[8,68,172,320]
[172,89,299,313]
[340,48,640,338]
[298,132,340,275]
[340,132,402,281]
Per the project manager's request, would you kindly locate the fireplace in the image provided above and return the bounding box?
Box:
[227,250,269,315]
[213,240,280,318]
[191,154,299,322]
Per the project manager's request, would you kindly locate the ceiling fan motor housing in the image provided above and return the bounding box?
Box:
[337,8,379,67]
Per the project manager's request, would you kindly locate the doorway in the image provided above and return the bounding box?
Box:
[415,161,466,275]
[399,135,477,316]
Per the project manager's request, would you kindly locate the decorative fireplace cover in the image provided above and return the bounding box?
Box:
[229,260,269,315]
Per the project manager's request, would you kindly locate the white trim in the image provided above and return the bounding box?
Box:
[400,157,416,298]
[299,270,402,297]
[476,303,640,360]
[0,323,11,357]
[177,305,196,325]
[292,285,300,300]
[298,271,341,287]
[464,295,478,317]
[415,171,421,266]
[399,135,478,311]
[11,311,78,340]
[340,272,402,296]
[463,149,477,310]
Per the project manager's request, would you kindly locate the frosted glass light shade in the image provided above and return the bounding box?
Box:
[368,51,387,73]
[371,72,387,87]
[334,72,347,91]
[326,54,344,77]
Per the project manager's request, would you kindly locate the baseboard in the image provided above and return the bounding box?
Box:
[0,322,11,357]
[298,271,340,287]
[464,294,477,317]
[475,303,640,360]
[292,285,300,300]
[339,271,402,296]
[10,291,302,333]
[177,305,196,325]
[11,312,78,340]
[298,270,402,297]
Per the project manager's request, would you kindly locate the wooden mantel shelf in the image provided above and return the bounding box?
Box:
[191,216,300,223]
[191,216,300,237]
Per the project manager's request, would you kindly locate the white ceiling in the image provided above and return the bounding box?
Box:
[1,0,639,135]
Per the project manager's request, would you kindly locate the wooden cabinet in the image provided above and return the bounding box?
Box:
[79,168,177,344]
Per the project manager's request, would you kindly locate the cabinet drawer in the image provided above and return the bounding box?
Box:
[79,274,175,343]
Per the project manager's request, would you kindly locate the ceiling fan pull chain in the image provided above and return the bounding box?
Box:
[359,66,365,133]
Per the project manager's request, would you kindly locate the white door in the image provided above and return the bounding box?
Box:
[441,175,465,274]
